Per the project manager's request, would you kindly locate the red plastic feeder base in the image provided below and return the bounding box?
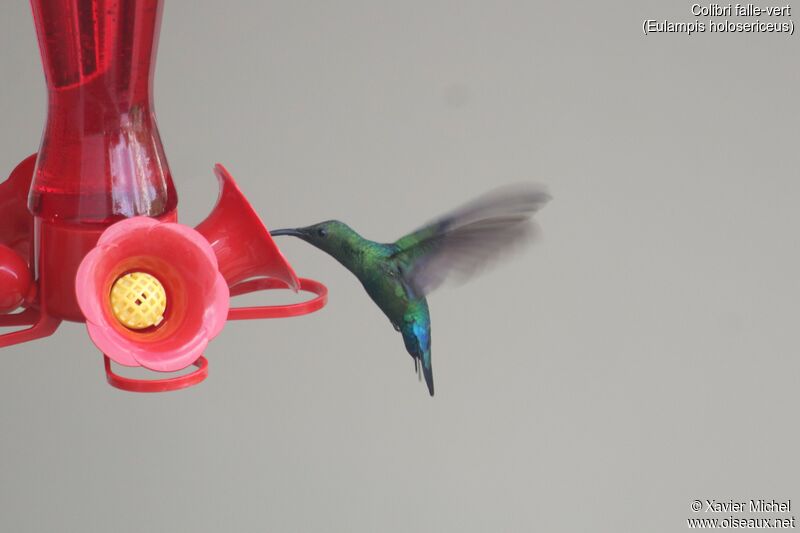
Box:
[1,1,332,394]
[102,276,327,392]
[104,355,209,393]
[228,277,328,320]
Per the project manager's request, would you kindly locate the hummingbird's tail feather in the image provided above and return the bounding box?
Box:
[409,350,433,394]
[401,301,433,396]
[421,352,434,396]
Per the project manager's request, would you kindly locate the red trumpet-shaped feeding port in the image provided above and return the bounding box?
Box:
[197,164,300,291]
[75,217,229,372]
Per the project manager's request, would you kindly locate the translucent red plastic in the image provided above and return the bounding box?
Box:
[228,278,328,320]
[0,245,33,314]
[76,217,229,372]
[196,164,300,291]
[0,0,330,393]
[0,157,61,347]
[0,155,36,259]
[29,0,177,224]
[104,355,209,393]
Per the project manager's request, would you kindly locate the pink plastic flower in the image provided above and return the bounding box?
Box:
[76,217,230,372]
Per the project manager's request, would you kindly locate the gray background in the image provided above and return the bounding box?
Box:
[1,1,798,531]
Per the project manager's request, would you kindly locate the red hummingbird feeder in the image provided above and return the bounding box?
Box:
[0,0,327,392]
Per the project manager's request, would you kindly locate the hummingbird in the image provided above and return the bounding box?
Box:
[270,184,551,396]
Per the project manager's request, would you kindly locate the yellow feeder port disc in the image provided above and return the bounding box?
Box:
[110,272,167,330]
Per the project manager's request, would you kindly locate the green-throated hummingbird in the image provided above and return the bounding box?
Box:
[271,184,550,396]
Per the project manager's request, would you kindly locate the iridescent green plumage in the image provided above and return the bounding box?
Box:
[271,184,550,395]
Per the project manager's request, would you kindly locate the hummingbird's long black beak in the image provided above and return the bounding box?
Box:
[270,228,304,238]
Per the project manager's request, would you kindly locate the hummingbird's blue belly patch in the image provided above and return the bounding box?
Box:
[413,322,430,352]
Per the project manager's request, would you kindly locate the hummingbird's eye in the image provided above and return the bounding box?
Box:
[317,228,328,238]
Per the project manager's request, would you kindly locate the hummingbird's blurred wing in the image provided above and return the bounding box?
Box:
[391,184,551,298]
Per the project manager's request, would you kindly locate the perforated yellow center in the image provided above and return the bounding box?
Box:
[110,272,167,330]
